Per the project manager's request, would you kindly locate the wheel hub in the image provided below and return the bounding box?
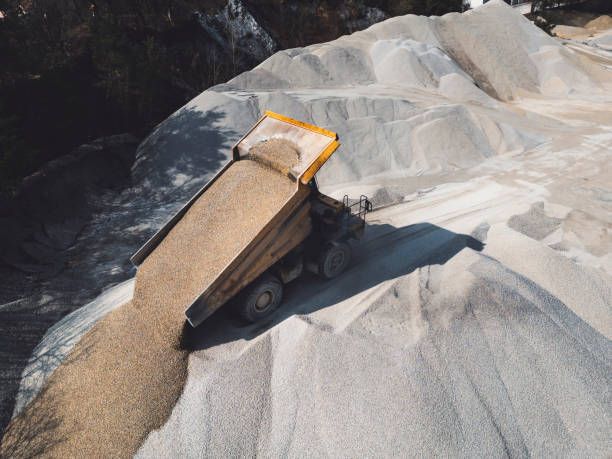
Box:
[330,252,345,271]
[255,291,273,311]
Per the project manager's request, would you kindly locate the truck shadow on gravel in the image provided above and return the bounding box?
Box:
[184,222,485,351]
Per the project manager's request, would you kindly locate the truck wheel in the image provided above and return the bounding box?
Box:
[318,242,352,280]
[238,273,283,323]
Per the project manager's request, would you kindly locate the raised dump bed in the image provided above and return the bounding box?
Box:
[131,111,369,327]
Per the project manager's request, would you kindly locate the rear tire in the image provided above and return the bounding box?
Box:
[238,273,283,323]
[318,241,352,280]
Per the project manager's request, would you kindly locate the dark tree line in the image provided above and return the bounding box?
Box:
[0,1,229,192]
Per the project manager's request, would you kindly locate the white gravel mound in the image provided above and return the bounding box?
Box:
[131,3,611,456]
[133,1,601,196]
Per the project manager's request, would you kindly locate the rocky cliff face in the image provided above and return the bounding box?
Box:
[196,0,278,62]
[191,0,392,79]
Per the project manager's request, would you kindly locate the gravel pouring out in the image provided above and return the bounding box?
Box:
[1,155,297,458]
[247,138,301,177]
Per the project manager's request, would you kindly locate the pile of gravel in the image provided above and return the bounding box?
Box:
[1,158,296,458]
[246,138,301,177]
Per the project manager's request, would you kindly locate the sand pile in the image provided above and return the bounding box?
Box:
[129,3,610,455]
[121,2,587,196]
[136,135,612,455]
[4,1,612,457]
[554,14,612,40]
[246,138,301,177]
[0,159,296,458]
[436,5,603,99]
[585,15,612,31]
[223,1,602,100]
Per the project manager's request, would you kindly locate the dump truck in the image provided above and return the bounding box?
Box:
[131,111,371,327]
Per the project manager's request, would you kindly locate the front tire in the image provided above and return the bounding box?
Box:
[318,241,352,280]
[238,273,283,323]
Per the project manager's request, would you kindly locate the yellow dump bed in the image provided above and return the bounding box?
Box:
[131,111,340,326]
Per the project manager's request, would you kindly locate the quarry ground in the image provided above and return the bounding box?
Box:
[1,1,611,457]
[135,95,611,458]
